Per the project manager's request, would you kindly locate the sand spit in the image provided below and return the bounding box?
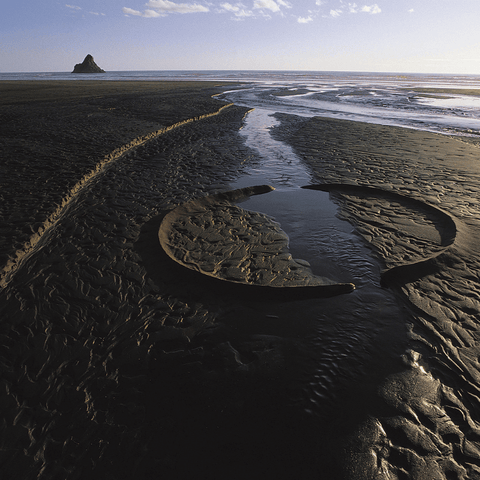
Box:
[160,185,355,296]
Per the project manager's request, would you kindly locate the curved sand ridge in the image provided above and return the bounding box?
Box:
[159,185,356,297]
[0,102,234,290]
[160,182,459,296]
[303,183,460,287]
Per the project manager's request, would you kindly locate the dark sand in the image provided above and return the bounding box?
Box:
[272,115,480,478]
[0,81,243,278]
[408,87,480,97]
[1,82,480,479]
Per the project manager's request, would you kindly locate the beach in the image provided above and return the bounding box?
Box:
[1,80,480,479]
[0,81,247,274]
[272,114,480,477]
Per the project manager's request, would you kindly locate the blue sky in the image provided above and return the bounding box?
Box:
[1,0,480,73]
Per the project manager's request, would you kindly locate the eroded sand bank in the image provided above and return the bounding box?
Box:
[1,82,480,479]
[159,185,355,296]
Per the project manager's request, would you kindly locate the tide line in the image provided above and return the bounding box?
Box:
[0,102,234,290]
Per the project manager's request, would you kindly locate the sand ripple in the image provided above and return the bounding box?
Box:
[274,114,480,479]
[0,97,259,478]
[2,83,480,478]
[303,183,458,288]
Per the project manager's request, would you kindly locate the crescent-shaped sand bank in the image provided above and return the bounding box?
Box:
[159,185,355,297]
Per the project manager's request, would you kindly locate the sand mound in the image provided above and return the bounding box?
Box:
[159,185,355,296]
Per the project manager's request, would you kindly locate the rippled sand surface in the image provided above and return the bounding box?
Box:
[272,114,480,478]
[2,82,480,479]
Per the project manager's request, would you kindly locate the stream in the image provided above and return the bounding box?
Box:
[232,108,377,288]
[230,108,412,426]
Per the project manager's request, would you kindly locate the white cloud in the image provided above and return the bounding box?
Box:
[220,3,240,13]
[234,9,253,17]
[143,8,163,16]
[253,0,281,12]
[123,7,143,15]
[315,0,324,5]
[89,11,106,16]
[220,0,291,19]
[220,2,254,17]
[361,4,381,14]
[123,7,163,16]
[347,2,358,13]
[297,15,313,23]
[408,8,414,13]
[124,0,208,16]
[146,0,209,13]
[328,3,381,17]
[66,4,81,9]
[221,3,239,11]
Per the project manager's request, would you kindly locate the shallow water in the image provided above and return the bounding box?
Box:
[233,109,311,189]
[232,108,377,285]
[217,73,480,137]
[228,108,411,438]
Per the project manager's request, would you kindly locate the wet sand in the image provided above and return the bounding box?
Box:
[409,87,480,96]
[0,80,258,479]
[272,114,480,478]
[1,82,480,479]
[0,80,242,276]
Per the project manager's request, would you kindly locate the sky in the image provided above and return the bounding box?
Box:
[1,0,480,73]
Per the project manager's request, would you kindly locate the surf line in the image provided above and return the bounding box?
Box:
[0,102,235,290]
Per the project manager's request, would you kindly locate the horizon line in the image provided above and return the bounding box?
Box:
[2,69,480,76]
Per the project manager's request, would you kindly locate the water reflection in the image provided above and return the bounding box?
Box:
[234,109,311,190]
[220,79,480,136]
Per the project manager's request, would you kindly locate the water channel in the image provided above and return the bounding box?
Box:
[232,108,377,289]
[229,108,411,425]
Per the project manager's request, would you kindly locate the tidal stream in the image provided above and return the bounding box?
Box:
[229,108,411,429]
[233,109,367,285]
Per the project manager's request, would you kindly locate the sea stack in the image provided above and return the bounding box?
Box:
[72,54,105,73]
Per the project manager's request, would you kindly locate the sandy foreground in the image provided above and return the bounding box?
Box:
[1,81,480,479]
[273,115,480,476]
